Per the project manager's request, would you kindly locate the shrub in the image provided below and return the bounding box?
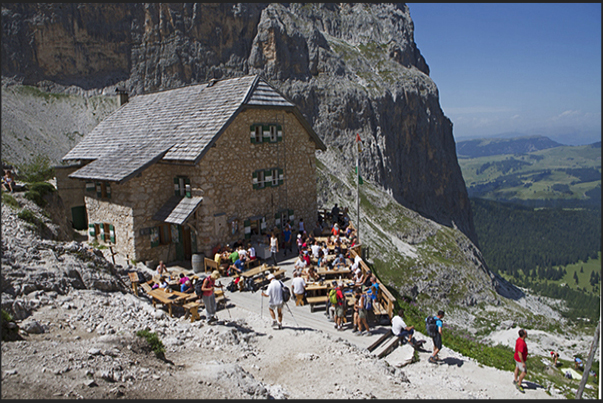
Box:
[24,181,55,208]
[17,154,55,183]
[1,309,20,342]
[1,192,20,209]
[136,329,166,358]
[18,209,39,225]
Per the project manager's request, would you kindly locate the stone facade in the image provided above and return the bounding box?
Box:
[83,107,319,264]
[54,165,87,230]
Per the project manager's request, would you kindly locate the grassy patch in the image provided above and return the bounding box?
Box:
[1,192,20,209]
[24,181,55,208]
[136,329,166,359]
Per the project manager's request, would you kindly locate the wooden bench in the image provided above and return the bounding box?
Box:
[128,272,141,296]
[183,301,201,322]
[306,295,328,312]
[204,258,224,276]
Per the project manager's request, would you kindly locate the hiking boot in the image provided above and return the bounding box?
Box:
[428,356,437,364]
[272,320,278,327]
[516,383,525,393]
[352,328,358,333]
[277,322,283,329]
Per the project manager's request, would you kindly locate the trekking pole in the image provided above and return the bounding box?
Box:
[218,282,231,319]
[260,286,264,319]
[284,301,299,327]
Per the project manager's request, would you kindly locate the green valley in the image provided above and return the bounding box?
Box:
[457,142,601,207]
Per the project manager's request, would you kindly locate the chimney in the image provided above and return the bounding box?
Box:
[115,88,129,106]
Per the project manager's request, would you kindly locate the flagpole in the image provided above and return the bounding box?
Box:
[356,135,360,243]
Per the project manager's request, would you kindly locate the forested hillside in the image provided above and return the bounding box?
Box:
[471,198,601,321]
[471,198,600,275]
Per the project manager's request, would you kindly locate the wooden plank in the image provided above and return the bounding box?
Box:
[377,336,400,359]
[367,329,392,352]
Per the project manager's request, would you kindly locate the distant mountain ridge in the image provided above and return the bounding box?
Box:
[456,135,564,159]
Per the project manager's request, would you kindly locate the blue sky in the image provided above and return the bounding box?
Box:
[406,3,601,145]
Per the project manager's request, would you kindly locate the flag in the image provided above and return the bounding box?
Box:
[355,166,363,185]
[356,133,363,153]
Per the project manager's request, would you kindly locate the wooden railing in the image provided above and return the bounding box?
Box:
[349,248,396,320]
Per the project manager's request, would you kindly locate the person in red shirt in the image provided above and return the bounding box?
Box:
[513,329,529,393]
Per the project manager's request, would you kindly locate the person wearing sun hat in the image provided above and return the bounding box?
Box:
[201,270,223,323]
[261,273,284,329]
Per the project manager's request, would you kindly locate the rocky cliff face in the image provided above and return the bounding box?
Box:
[1,2,477,245]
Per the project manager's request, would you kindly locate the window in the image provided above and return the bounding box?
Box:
[89,223,115,243]
[253,168,283,190]
[254,126,262,143]
[253,170,265,189]
[250,124,282,144]
[95,182,111,199]
[244,216,266,239]
[174,176,191,198]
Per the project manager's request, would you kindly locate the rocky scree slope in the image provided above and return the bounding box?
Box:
[1,2,477,246]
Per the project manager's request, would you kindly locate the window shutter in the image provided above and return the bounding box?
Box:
[88,224,96,238]
[277,125,283,142]
[260,216,267,231]
[264,169,272,187]
[109,224,115,243]
[244,219,251,239]
[150,227,159,248]
[185,178,191,198]
[86,182,95,192]
[278,168,284,186]
[100,223,106,241]
[262,125,270,142]
[275,213,281,228]
[174,177,180,196]
[106,183,111,199]
[288,209,294,223]
[250,125,256,144]
[252,171,258,189]
[96,182,102,197]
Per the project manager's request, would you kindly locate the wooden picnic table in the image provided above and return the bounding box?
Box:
[146,288,191,317]
[240,264,273,279]
[317,267,352,279]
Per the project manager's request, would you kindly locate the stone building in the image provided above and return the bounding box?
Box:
[60,75,326,265]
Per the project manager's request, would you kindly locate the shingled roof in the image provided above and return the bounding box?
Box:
[64,75,326,183]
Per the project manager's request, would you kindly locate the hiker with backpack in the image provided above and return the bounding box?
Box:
[426,310,445,364]
[200,271,223,324]
[326,281,338,321]
[261,273,285,329]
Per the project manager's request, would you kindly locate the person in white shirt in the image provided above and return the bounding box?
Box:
[238,245,248,260]
[290,272,307,306]
[391,308,415,345]
[247,243,256,261]
[261,274,284,329]
[293,253,307,276]
[310,240,321,259]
